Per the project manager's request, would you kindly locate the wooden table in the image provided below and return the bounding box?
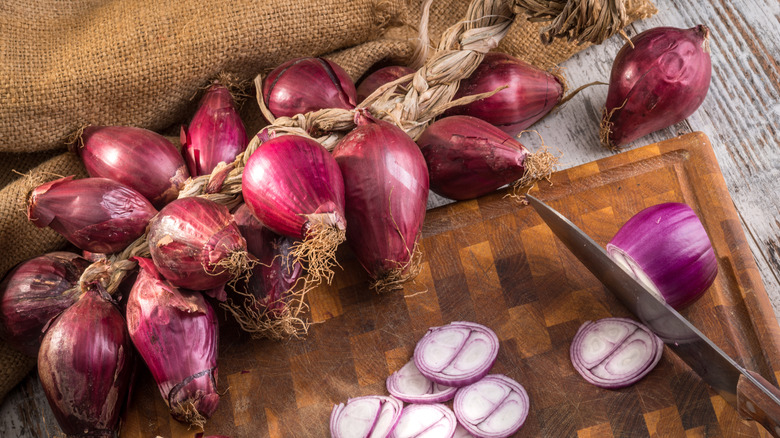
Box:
[1,0,778,435]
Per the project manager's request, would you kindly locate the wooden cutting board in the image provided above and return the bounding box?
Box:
[120,132,780,437]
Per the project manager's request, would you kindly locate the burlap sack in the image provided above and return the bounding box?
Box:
[0,0,654,403]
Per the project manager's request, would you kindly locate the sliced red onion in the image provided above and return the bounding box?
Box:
[27,176,158,253]
[330,395,403,438]
[570,317,663,389]
[386,360,457,404]
[78,125,190,208]
[453,424,475,438]
[356,66,415,102]
[126,258,219,427]
[414,321,499,387]
[606,203,717,309]
[389,403,457,438]
[453,374,529,438]
[181,82,248,177]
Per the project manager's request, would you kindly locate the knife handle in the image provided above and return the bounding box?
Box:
[737,370,780,437]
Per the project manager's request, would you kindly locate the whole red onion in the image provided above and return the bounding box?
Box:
[181,83,248,176]
[445,52,564,137]
[126,258,219,427]
[262,57,357,119]
[77,125,190,208]
[601,25,712,149]
[147,197,248,292]
[0,252,91,356]
[38,282,134,437]
[27,176,158,253]
[356,65,415,102]
[333,110,428,289]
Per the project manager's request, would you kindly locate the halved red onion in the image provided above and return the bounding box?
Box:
[356,66,415,102]
[181,82,248,177]
[0,252,91,356]
[414,321,499,387]
[78,125,190,208]
[386,360,457,404]
[570,317,663,389]
[389,403,457,438]
[606,203,717,309]
[27,176,158,253]
[330,395,403,438]
[453,374,529,438]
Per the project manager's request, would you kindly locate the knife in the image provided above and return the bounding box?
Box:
[526,194,780,436]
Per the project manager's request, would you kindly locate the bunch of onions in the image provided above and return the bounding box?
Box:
[601,25,712,149]
[38,281,134,437]
[333,110,429,290]
[0,252,91,356]
[356,66,415,102]
[126,257,220,428]
[242,134,346,284]
[181,82,248,176]
[416,116,556,200]
[27,176,158,254]
[444,52,564,136]
[77,125,190,208]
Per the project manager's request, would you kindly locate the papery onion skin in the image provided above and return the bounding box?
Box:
[606,202,717,309]
[445,52,563,136]
[38,282,134,438]
[330,395,403,438]
[78,125,190,208]
[263,57,356,119]
[453,374,529,438]
[27,176,158,254]
[126,258,220,426]
[333,111,429,286]
[147,197,247,291]
[356,66,415,102]
[416,115,528,200]
[0,252,91,356]
[181,83,248,177]
[601,25,712,149]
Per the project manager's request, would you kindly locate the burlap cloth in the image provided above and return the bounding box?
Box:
[0,0,654,402]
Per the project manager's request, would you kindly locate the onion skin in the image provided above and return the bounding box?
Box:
[0,252,90,356]
[181,83,248,177]
[601,25,712,149]
[147,197,248,291]
[606,202,717,309]
[126,258,220,426]
[263,57,356,119]
[38,282,134,437]
[356,66,414,102]
[27,176,158,254]
[445,52,563,136]
[78,125,190,208]
[416,115,529,200]
[333,111,429,287]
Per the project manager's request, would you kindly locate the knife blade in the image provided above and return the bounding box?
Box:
[526,194,780,436]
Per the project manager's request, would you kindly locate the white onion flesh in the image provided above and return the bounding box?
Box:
[453,374,529,438]
[386,360,457,404]
[389,403,457,438]
[330,396,403,438]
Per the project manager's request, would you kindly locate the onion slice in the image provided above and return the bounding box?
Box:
[389,403,457,438]
[386,360,457,404]
[570,317,663,389]
[453,374,529,438]
[330,395,403,438]
[413,321,499,387]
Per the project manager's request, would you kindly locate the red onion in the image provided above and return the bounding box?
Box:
[390,403,457,438]
[453,374,529,438]
[147,196,249,292]
[262,57,356,120]
[414,321,499,387]
[330,395,403,438]
[606,202,717,309]
[356,66,415,102]
[126,257,220,428]
[0,252,90,356]
[27,176,157,254]
[181,82,248,176]
[416,115,556,201]
[445,52,564,136]
[570,317,663,389]
[242,134,346,283]
[77,125,190,208]
[333,111,429,290]
[38,282,134,437]
[386,359,457,404]
[601,25,712,149]
[454,424,475,438]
